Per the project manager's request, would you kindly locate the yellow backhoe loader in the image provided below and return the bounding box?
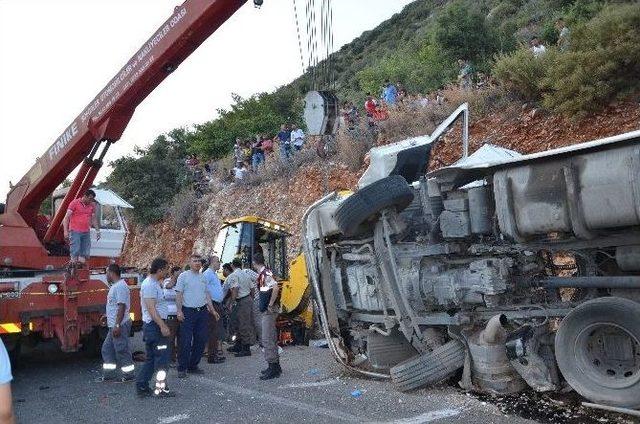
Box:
[213,216,313,344]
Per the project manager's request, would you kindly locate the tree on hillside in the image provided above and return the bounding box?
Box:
[433,1,497,65]
[105,130,189,225]
[188,91,301,160]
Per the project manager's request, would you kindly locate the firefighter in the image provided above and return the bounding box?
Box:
[253,254,282,380]
[136,258,175,398]
[100,264,134,382]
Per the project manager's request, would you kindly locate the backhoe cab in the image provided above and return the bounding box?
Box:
[213,216,313,343]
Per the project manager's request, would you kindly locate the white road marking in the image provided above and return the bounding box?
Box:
[194,376,361,422]
[157,413,190,424]
[279,379,338,389]
[373,408,462,424]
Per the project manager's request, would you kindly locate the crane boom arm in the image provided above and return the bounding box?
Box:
[4,0,247,229]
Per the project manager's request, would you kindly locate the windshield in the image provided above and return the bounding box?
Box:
[219,224,242,265]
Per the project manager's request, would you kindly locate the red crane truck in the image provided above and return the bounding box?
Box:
[0,0,251,360]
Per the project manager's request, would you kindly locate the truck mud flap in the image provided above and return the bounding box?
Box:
[390,340,465,392]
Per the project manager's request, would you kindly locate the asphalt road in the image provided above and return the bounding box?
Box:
[10,334,636,424]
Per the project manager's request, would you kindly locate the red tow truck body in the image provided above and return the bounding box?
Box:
[0,0,248,355]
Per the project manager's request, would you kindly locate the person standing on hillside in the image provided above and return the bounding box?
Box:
[225,258,255,357]
[136,258,174,398]
[382,80,398,106]
[277,124,292,161]
[175,254,219,378]
[253,254,282,380]
[203,256,226,364]
[290,124,305,152]
[163,266,182,364]
[457,60,473,90]
[251,135,265,171]
[63,189,100,266]
[100,264,134,382]
[530,37,546,58]
[555,18,570,51]
[364,94,378,127]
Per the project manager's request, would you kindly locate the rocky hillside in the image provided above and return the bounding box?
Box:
[122,96,640,268]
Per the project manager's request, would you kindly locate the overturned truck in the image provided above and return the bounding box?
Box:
[303,103,640,408]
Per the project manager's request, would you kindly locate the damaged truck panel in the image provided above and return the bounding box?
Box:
[303,104,640,408]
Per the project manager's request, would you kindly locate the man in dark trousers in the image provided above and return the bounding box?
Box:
[225,258,255,357]
[203,256,225,364]
[176,254,219,378]
[136,258,174,398]
[253,254,282,380]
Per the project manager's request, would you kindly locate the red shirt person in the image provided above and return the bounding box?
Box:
[63,189,100,264]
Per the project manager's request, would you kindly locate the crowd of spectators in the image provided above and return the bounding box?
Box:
[182,20,571,190]
[229,123,306,182]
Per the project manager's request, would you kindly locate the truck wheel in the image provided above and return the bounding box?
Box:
[334,175,414,236]
[81,329,102,359]
[390,340,465,392]
[555,297,640,408]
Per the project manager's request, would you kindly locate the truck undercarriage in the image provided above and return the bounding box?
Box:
[303,104,640,408]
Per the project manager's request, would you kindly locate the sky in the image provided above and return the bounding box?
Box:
[0,0,414,200]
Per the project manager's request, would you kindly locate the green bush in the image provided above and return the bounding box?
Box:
[493,3,640,116]
[542,4,640,115]
[493,48,554,102]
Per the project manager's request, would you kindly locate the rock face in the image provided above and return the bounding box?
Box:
[122,161,360,268]
[122,99,640,269]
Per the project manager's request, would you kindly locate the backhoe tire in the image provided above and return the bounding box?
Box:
[390,340,465,392]
[555,296,640,408]
[334,175,414,236]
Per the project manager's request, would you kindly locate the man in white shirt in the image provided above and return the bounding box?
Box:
[101,264,134,382]
[530,36,546,58]
[0,338,15,424]
[290,124,305,151]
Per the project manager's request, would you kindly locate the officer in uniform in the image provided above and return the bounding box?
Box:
[101,264,134,382]
[253,254,282,380]
[136,258,174,398]
[226,258,255,357]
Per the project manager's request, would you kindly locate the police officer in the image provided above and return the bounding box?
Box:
[136,258,175,398]
[100,264,134,382]
[226,258,255,357]
[176,254,219,378]
[253,254,282,379]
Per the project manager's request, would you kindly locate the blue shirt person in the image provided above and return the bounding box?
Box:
[383,82,398,105]
[203,264,224,303]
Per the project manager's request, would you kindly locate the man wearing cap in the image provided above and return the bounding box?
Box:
[100,263,135,382]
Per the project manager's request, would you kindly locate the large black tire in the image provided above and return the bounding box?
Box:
[390,340,465,392]
[555,297,640,408]
[334,175,414,236]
